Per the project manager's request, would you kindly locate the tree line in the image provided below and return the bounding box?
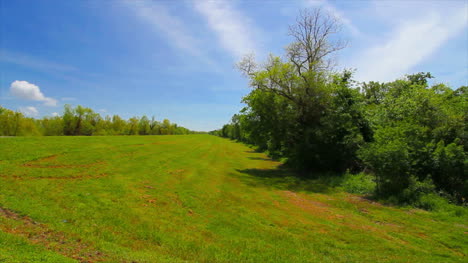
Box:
[211,9,467,206]
[0,104,196,136]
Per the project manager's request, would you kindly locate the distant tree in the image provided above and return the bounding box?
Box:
[62,105,75,135]
[112,115,126,135]
[138,116,151,135]
[149,116,160,135]
[161,119,171,135]
[40,116,64,136]
[127,117,139,135]
[0,105,193,137]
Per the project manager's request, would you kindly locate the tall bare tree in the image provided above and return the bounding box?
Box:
[238,8,346,108]
[286,8,346,75]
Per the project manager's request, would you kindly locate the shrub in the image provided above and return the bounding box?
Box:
[341,172,376,195]
[415,193,449,211]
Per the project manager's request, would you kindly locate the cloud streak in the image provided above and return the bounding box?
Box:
[10,80,57,106]
[19,106,39,117]
[126,0,214,65]
[0,50,77,73]
[353,7,467,82]
[306,0,361,36]
[193,0,260,59]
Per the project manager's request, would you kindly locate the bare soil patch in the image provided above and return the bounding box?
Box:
[0,207,106,262]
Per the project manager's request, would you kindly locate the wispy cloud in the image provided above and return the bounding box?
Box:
[10,80,57,106]
[125,0,213,65]
[0,50,77,73]
[353,7,467,82]
[19,106,39,117]
[306,0,361,36]
[0,50,104,91]
[193,0,260,59]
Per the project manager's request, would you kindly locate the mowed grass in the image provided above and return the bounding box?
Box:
[0,135,466,262]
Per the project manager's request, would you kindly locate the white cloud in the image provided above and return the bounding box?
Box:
[19,106,39,117]
[193,0,260,59]
[43,98,57,107]
[353,7,467,82]
[51,112,59,117]
[10,80,58,107]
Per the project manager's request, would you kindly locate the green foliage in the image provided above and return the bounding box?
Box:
[399,176,436,205]
[358,123,423,196]
[0,105,195,136]
[217,57,467,206]
[0,107,41,136]
[359,73,467,203]
[414,193,449,211]
[432,140,467,201]
[216,70,368,172]
[217,62,466,206]
[340,172,376,195]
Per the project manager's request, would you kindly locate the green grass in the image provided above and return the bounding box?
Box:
[0,135,466,262]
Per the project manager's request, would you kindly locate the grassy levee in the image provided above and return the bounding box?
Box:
[0,135,466,262]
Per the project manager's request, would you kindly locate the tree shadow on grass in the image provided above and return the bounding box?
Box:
[247,157,272,161]
[235,166,337,194]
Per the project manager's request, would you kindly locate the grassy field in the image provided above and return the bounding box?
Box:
[0,135,466,262]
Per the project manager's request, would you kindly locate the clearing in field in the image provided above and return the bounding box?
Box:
[0,135,466,262]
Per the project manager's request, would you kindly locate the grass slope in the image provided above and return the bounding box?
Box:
[0,135,466,262]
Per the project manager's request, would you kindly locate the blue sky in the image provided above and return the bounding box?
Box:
[1,0,467,131]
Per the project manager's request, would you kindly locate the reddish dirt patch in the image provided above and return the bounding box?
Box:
[281,191,330,216]
[417,232,429,239]
[40,155,59,161]
[0,207,106,262]
[140,194,158,207]
[21,154,107,169]
[281,191,401,233]
[4,173,108,180]
[22,161,106,169]
[345,195,382,207]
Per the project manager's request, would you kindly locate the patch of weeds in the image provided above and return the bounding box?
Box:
[313,171,376,195]
[340,172,376,195]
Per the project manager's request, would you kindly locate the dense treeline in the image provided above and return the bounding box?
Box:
[0,104,195,136]
[211,9,467,206]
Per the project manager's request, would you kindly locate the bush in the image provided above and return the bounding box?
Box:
[399,176,436,205]
[393,176,458,211]
[358,124,418,197]
[415,193,450,211]
[432,139,467,202]
[341,172,376,195]
[314,172,376,195]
